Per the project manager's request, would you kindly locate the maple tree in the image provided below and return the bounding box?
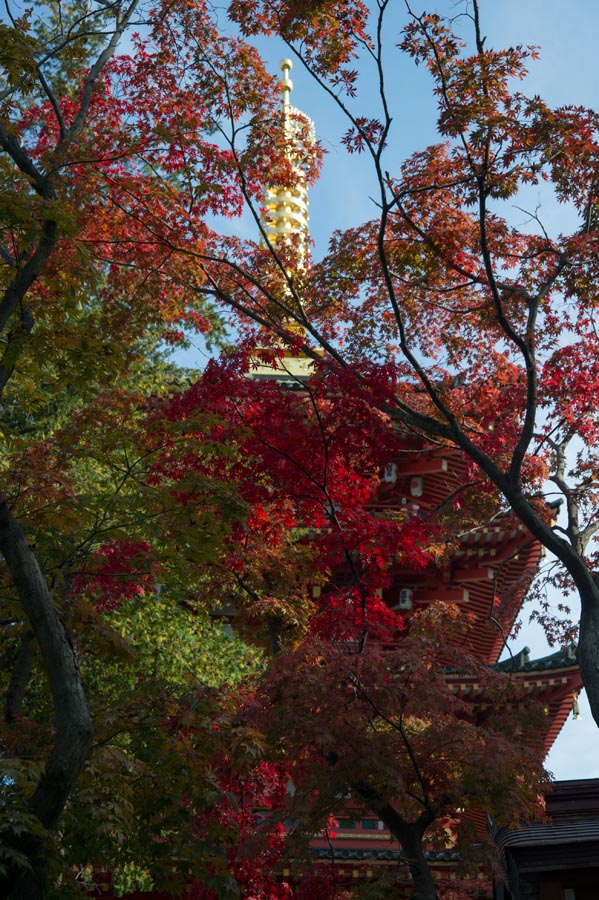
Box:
[2,356,297,894]
[0,0,281,894]
[256,631,544,900]
[167,0,599,738]
[2,330,547,900]
[143,357,548,900]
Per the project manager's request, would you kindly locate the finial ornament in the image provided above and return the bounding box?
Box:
[261,59,315,267]
[251,60,319,379]
[280,58,293,110]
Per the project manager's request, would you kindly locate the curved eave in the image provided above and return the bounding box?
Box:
[496,817,599,851]
[448,655,583,756]
[387,523,542,664]
[512,663,582,754]
[450,520,543,663]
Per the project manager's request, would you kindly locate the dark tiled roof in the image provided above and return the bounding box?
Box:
[496,818,599,850]
[495,643,577,673]
[546,778,599,818]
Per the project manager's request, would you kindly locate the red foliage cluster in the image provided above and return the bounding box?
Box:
[145,350,442,635]
[72,540,160,612]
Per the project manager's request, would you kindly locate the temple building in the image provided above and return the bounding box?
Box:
[299,440,583,897]
[252,62,586,899]
[99,59,588,900]
[495,779,599,900]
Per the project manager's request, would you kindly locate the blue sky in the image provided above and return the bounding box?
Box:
[180,1,599,780]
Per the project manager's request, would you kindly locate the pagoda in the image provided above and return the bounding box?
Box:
[255,59,582,763]
[83,59,586,900]
[94,57,586,900]
[251,63,584,898]
[304,441,583,898]
[371,440,583,756]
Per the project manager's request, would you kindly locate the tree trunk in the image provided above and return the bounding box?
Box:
[5,629,34,722]
[353,781,439,900]
[0,500,93,899]
[267,614,284,655]
[577,577,599,729]
[399,824,440,900]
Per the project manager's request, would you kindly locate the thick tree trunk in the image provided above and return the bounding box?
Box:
[353,780,439,900]
[0,500,93,899]
[5,629,34,722]
[577,577,599,729]
[399,826,440,900]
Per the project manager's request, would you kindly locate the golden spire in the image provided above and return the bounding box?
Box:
[249,61,318,384]
[281,57,293,113]
[262,59,314,265]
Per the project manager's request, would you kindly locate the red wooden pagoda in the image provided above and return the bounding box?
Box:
[97,63,585,900]
[244,65,585,898]
[302,437,582,897]
[374,442,581,754]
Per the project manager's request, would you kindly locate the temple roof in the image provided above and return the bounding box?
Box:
[496,818,599,849]
[249,373,310,389]
[443,643,583,755]
[546,778,599,818]
[495,644,578,673]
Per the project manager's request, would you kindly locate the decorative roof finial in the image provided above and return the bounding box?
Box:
[261,59,315,267]
[280,58,293,111]
[251,60,319,380]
